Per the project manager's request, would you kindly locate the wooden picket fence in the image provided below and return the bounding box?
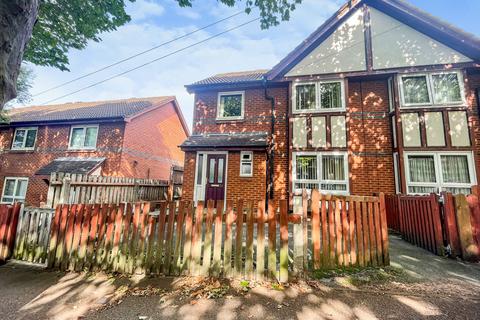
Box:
[46,172,170,208]
[13,207,55,265]
[0,203,22,262]
[45,192,389,281]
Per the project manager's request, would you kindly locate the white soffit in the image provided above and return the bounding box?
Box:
[370,7,472,70]
[286,9,367,77]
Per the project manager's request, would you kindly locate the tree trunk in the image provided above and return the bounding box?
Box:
[0,0,39,109]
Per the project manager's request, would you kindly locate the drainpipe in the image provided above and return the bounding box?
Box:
[264,77,275,200]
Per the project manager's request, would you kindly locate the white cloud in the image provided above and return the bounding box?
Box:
[128,0,165,20]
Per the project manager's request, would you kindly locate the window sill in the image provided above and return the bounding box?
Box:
[215,118,245,123]
[400,103,466,109]
[8,149,35,153]
[292,108,346,115]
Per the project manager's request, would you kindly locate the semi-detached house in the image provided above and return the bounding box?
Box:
[181,0,480,206]
[0,97,189,206]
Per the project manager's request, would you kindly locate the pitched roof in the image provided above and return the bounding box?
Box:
[3,96,176,124]
[36,157,105,175]
[180,132,269,149]
[267,0,480,79]
[185,70,269,92]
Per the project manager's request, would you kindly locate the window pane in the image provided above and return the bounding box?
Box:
[295,84,316,110]
[432,73,461,104]
[241,163,252,176]
[402,76,430,104]
[408,186,437,194]
[13,130,26,148]
[84,127,98,147]
[408,155,436,183]
[209,159,216,183]
[441,155,470,184]
[25,129,37,148]
[218,158,224,183]
[70,128,84,148]
[15,180,28,198]
[3,179,16,196]
[322,155,345,180]
[321,183,347,191]
[320,82,342,109]
[1,197,13,203]
[196,154,203,184]
[443,187,471,195]
[295,182,318,190]
[220,94,242,117]
[296,156,317,180]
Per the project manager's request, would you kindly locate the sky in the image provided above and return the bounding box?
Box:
[23,0,480,129]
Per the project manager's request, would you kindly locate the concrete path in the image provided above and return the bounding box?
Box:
[0,235,479,320]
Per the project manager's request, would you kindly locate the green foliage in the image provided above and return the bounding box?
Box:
[174,0,303,29]
[6,64,35,108]
[23,0,135,71]
[239,280,250,291]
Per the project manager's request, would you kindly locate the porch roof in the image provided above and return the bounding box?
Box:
[36,157,105,176]
[180,132,269,150]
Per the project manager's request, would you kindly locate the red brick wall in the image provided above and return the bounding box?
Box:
[183,86,289,202]
[466,72,480,184]
[121,102,187,180]
[0,122,125,206]
[348,78,396,195]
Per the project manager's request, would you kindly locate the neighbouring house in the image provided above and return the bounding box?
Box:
[181,0,480,206]
[0,96,189,206]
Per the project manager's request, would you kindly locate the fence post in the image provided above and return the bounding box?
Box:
[292,195,305,276]
[379,193,390,265]
[455,194,480,261]
[442,192,461,257]
[430,193,444,256]
[59,175,71,204]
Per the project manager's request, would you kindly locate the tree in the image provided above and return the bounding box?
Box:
[0,0,302,108]
[0,0,134,108]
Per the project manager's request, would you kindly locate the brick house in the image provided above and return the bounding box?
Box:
[181,0,480,206]
[0,96,189,206]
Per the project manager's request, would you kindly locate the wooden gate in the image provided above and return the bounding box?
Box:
[0,204,21,262]
[13,207,55,265]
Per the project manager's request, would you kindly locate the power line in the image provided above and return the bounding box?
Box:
[33,11,244,97]
[41,17,260,105]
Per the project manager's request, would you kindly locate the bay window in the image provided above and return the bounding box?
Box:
[293,152,348,194]
[293,80,345,113]
[399,71,464,107]
[405,152,475,195]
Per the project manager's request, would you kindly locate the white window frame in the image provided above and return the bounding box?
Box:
[239,151,253,177]
[292,151,349,195]
[216,91,245,120]
[398,70,465,108]
[292,79,346,114]
[68,125,99,150]
[11,127,38,150]
[404,151,476,195]
[1,177,29,204]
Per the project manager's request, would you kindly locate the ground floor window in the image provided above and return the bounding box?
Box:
[405,152,475,195]
[292,152,349,194]
[1,177,29,204]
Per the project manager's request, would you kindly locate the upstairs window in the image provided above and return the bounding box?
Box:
[293,80,345,113]
[399,71,464,107]
[69,125,98,149]
[1,177,28,204]
[217,91,244,120]
[12,127,37,150]
[240,151,253,177]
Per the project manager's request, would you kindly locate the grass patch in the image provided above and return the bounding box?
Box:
[312,266,408,286]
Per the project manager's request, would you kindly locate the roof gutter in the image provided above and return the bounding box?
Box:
[263,77,275,200]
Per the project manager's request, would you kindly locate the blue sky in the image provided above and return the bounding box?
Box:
[25,0,480,128]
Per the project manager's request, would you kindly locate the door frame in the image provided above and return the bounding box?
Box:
[193,151,228,205]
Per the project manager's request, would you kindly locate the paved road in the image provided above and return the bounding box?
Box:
[0,235,479,319]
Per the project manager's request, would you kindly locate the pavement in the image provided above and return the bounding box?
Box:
[0,235,479,320]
